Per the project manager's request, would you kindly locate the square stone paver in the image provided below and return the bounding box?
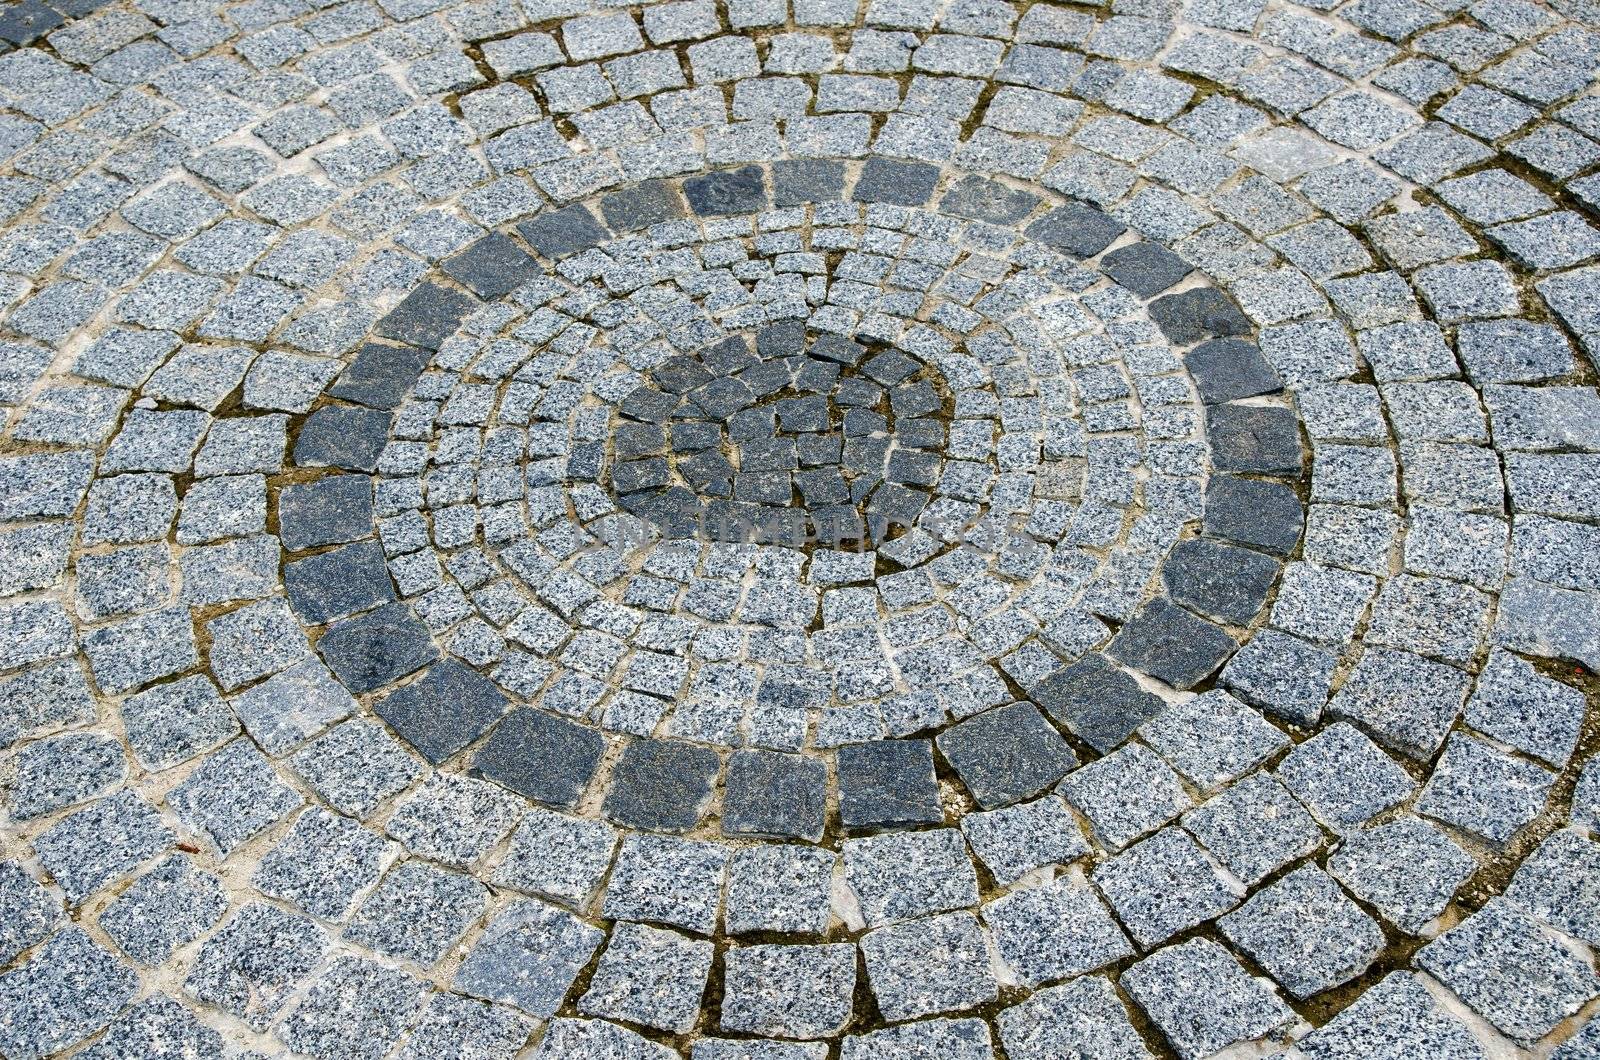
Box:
[1219,865,1385,998]
[1327,816,1476,934]
[1122,938,1294,1059]
[0,928,139,1059]
[1092,828,1243,949]
[579,922,713,1032]
[185,903,327,1030]
[861,911,998,1021]
[842,829,980,927]
[346,860,489,967]
[1417,899,1600,1045]
[985,875,1133,987]
[601,835,729,936]
[454,898,604,1018]
[725,844,835,935]
[722,943,857,1039]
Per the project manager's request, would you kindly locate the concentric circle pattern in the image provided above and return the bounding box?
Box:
[0,0,1597,1056]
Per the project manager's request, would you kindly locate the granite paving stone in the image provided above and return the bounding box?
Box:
[0,928,139,1059]
[985,874,1133,986]
[184,903,326,1030]
[1327,816,1476,933]
[1296,972,1488,1059]
[454,897,603,1017]
[843,828,980,927]
[5,1,1600,1051]
[99,855,227,966]
[580,922,713,1032]
[1092,828,1244,949]
[167,737,302,855]
[861,911,998,1021]
[347,859,488,967]
[1122,938,1294,1059]
[721,943,856,1039]
[278,956,427,1060]
[1219,865,1385,998]
[1417,899,1600,1045]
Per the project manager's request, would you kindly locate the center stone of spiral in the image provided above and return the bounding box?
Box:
[605,319,952,547]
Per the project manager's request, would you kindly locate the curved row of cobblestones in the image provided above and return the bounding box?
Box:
[0,0,1598,1056]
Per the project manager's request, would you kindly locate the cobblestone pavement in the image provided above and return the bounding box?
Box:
[0,0,1599,1054]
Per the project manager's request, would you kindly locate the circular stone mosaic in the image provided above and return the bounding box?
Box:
[1,0,1599,1057]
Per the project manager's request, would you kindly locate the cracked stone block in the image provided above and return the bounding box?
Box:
[492,806,618,908]
[228,656,357,755]
[1031,654,1165,753]
[1184,339,1282,405]
[278,474,374,552]
[289,719,422,819]
[998,976,1153,1060]
[373,281,477,350]
[1060,742,1192,850]
[33,791,173,905]
[1107,597,1237,690]
[723,748,827,841]
[862,911,997,1021]
[835,738,942,829]
[454,897,603,1017]
[6,731,125,820]
[472,705,603,808]
[320,602,441,695]
[602,737,721,832]
[185,903,326,1030]
[1277,722,1414,833]
[348,860,489,967]
[1504,830,1600,946]
[961,795,1091,886]
[1139,690,1289,791]
[936,700,1076,809]
[1327,648,1471,760]
[725,844,834,936]
[293,405,394,473]
[0,862,60,966]
[1465,650,1586,768]
[1182,771,1323,886]
[396,994,532,1060]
